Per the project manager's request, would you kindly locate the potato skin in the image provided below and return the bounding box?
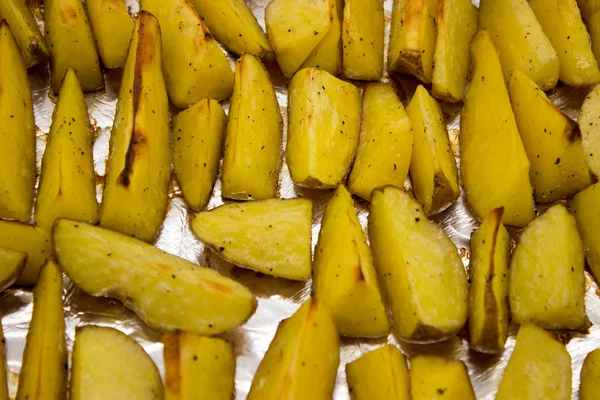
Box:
[0,221,51,285]
[0,0,49,67]
[86,0,134,68]
[580,349,600,400]
[583,9,600,64]
[578,83,600,177]
[409,356,476,400]
[571,183,600,283]
[0,247,26,292]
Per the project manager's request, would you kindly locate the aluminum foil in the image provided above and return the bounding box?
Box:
[2,0,600,399]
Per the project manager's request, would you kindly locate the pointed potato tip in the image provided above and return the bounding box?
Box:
[489,207,505,225]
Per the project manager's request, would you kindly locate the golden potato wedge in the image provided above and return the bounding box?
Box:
[70,326,162,400]
[571,183,600,282]
[0,221,51,285]
[247,297,339,400]
[53,219,257,334]
[16,261,67,400]
[140,0,233,107]
[0,319,8,400]
[0,247,26,291]
[345,345,410,400]
[369,186,468,342]
[479,0,559,91]
[191,199,312,280]
[461,29,535,227]
[86,0,134,68]
[301,0,343,75]
[496,325,571,400]
[163,331,235,400]
[348,83,412,201]
[222,54,282,201]
[578,83,600,177]
[0,0,48,67]
[587,12,600,69]
[100,11,170,242]
[431,0,478,102]
[172,99,226,211]
[406,85,459,215]
[0,21,35,222]
[410,356,476,400]
[509,204,585,329]
[581,349,600,400]
[287,68,361,188]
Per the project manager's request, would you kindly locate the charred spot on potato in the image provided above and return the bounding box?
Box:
[59,5,78,23]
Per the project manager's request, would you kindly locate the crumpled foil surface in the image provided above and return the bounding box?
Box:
[3,0,600,398]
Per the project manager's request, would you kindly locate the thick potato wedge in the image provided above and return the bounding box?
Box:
[172,99,226,211]
[509,204,585,329]
[587,12,600,77]
[468,208,509,354]
[222,54,282,200]
[406,85,459,215]
[301,0,343,75]
[345,345,410,400]
[313,185,388,337]
[0,21,35,222]
[287,68,361,188]
[191,199,312,280]
[163,331,235,400]
[348,83,412,201]
[581,349,600,400]
[461,29,535,227]
[100,12,170,242]
[571,183,600,282]
[140,0,233,107]
[16,261,67,400]
[53,219,257,334]
[496,325,571,400]
[431,0,478,102]
[247,297,339,400]
[0,0,48,67]
[86,0,134,68]
[0,247,26,291]
[0,319,7,400]
[410,356,476,400]
[0,221,51,285]
[479,0,559,90]
[369,186,468,342]
[578,84,600,177]
[70,326,162,400]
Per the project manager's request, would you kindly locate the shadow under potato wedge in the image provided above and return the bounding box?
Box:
[0,0,48,67]
[572,183,600,283]
[578,83,600,177]
[86,0,134,69]
[580,348,600,400]
[0,247,26,292]
[0,221,51,285]
[409,356,476,400]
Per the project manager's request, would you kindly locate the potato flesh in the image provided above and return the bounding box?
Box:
[86,0,133,68]
[578,83,600,176]
[460,29,534,227]
[53,219,257,334]
[571,183,600,283]
[0,221,51,285]
[222,54,282,200]
[410,356,475,400]
[301,0,343,75]
[0,0,48,67]
[0,247,26,292]
[509,204,585,329]
[172,99,226,211]
[580,349,600,400]
[348,83,412,201]
[369,186,468,342]
[191,199,313,280]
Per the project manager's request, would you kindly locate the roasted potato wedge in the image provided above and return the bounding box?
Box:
[345,345,410,400]
[222,54,282,200]
[247,297,340,400]
[163,331,235,400]
[191,199,312,280]
[86,0,134,68]
[571,183,600,282]
[406,85,460,214]
[588,12,600,80]
[287,68,361,188]
[53,219,257,334]
[496,325,571,400]
[172,99,226,211]
[301,0,343,75]
[461,29,535,227]
[0,21,35,221]
[0,247,26,291]
[348,82,412,201]
[410,356,476,400]
[578,83,600,176]
[369,186,468,342]
[16,261,67,400]
[0,221,51,285]
[100,11,170,242]
[313,185,388,337]
[70,326,162,400]
[509,204,585,329]
[581,349,600,400]
[0,319,8,400]
[0,0,48,67]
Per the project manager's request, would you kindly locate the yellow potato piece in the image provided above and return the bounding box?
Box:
[409,356,476,400]
[580,349,600,400]
[0,247,26,292]
[0,0,48,67]
[578,83,600,177]
[571,183,600,282]
[0,221,51,285]
[86,0,134,68]
[0,319,8,400]
[369,186,468,342]
[301,0,343,75]
[587,12,600,69]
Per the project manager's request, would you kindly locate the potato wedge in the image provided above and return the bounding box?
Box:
[0,221,51,285]
[287,68,360,188]
[163,331,235,400]
[369,186,468,342]
[496,325,571,400]
[70,326,162,400]
[410,356,476,400]
[406,85,459,215]
[172,99,226,211]
[479,0,559,91]
[313,185,388,337]
[100,11,170,242]
[587,12,600,70]
[571,183,600,282]
[348,82,412,201]
[0,319,8,400]
[86,0,134,68]
[0,0,48,67]
[0,21,35,221]
[461,29,535,227]
[140,0,233,107]
[53,219,257,334]
[578,83,600,177]
[431,0,478,102]
[16,261,67,400]
[578,0,600,16]
[222,54,282,201]
[345,345,410,400]
[301,0,343,75]
[247,297,339,400]
[509,204,585,329]
[580,349,600,400]
[191,199,312,280]
[0,247,26,291]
